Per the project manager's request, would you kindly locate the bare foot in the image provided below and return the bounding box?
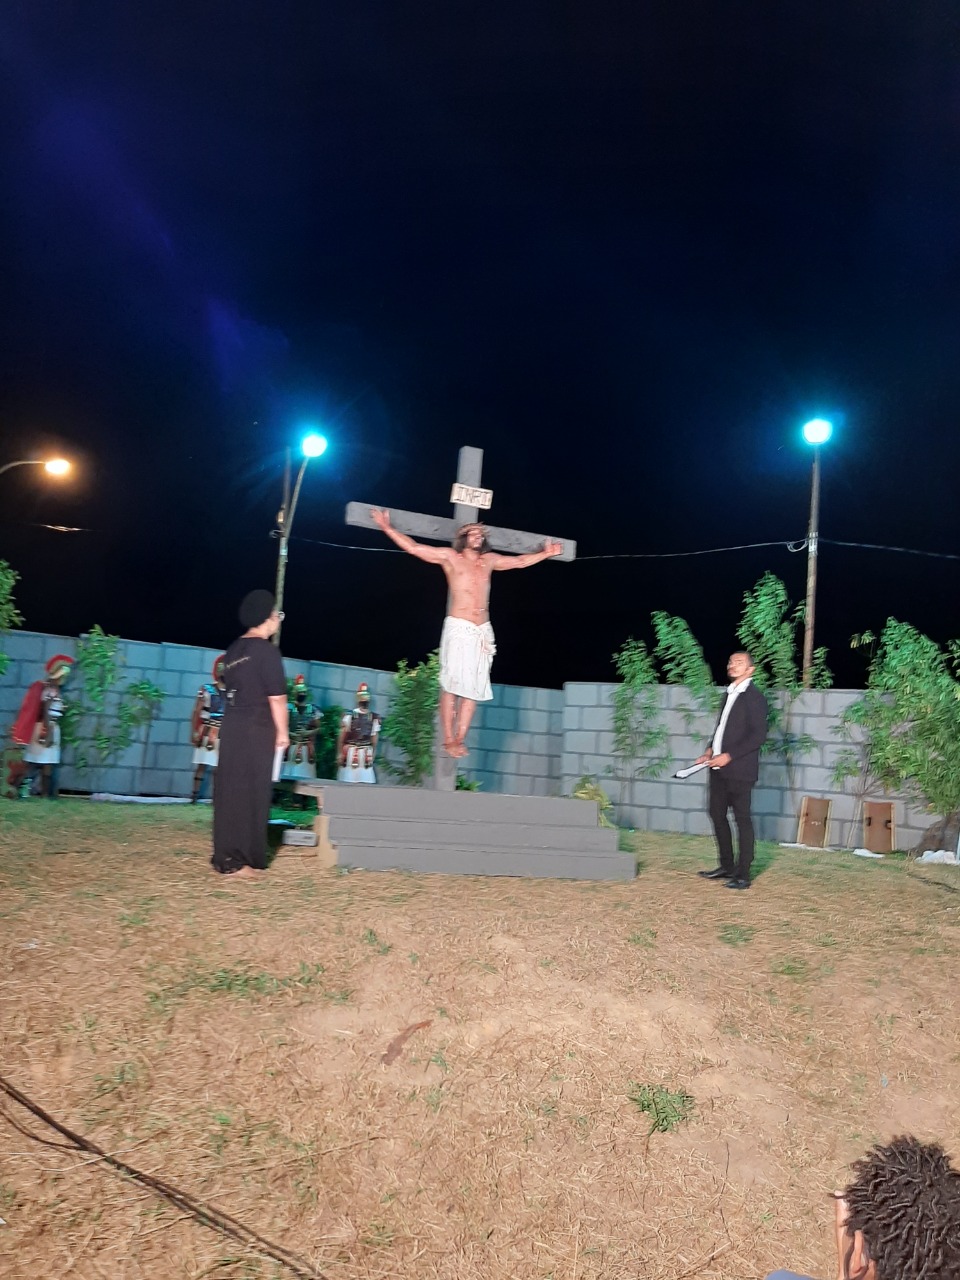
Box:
[442,739,459,757]
[224,865,264,881]
[451,740,468,758]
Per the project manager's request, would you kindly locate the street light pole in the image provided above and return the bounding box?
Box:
[802,446,821,688]
[800,419,832,689]
[272,434,327,646]
[0,457,72,479]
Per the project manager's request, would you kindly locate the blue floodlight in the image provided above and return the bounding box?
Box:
[301,432,328,458]
[801,418,833,446]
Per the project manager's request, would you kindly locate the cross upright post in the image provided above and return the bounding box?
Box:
[434,447,483,789]
[345,446,576,791]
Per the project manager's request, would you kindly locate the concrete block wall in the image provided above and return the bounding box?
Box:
[0,631,392,798]
[461,684,564,798]
[0,629,931,845]
[0,630,563,801]
[561,682,930,850]
[258,659,563,797]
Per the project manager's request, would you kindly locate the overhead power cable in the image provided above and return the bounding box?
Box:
[292,533,960,564]
[820,538,960,563]
[291,534,805,558]
[574,539,804,561]
[0,1073,325,1280]
[8,523,960,562]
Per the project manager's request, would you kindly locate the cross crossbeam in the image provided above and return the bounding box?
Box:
[344,503,577,561]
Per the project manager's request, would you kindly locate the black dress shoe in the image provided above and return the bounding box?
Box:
[724,877,751,890]
[698,867,732,880]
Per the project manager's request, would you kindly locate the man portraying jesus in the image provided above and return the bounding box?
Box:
[371,509,562,757]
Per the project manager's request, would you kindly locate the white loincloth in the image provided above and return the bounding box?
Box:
[24,723,61,766]
[191,742,220,767]
[337,744,377,784]
[439,617,496,702]
[281,757,317,781]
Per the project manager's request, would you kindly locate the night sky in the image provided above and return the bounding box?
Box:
[2,3,959,690]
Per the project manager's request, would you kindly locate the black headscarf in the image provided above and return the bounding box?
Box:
[238,589,276,629]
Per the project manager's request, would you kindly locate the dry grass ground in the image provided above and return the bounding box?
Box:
[1,799,959,1280]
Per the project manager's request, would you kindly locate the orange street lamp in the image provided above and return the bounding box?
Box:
[0,457,72,479]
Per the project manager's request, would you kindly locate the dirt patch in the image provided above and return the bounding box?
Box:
[1,804,959,1279]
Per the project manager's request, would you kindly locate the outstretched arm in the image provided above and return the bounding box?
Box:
[489,541,564,571]
[371,508,451,565]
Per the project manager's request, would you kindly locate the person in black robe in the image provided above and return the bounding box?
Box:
[211,590,290,879]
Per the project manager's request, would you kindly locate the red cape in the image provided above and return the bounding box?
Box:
[12,682,43,746]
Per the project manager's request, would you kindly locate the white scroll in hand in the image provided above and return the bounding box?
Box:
[674,760,710,779]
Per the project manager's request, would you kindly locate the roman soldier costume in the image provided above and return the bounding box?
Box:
[281,675,321,781]
[13,654,75,798]
[337,683,381,784]
[190,655,226,802]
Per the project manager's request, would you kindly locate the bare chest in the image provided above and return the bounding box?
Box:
[445,555,492,594]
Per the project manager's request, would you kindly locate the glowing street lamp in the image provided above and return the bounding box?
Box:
[300,433,327,459]
[800,420,833,687]
[272,432,328,643]
[0,456,72,479]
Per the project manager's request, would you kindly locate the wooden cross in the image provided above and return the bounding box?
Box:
[345,445,577,790]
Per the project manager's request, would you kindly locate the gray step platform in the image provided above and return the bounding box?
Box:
[315,816,616,852]
[295,781,634,881]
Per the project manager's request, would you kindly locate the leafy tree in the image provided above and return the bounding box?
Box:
[737,571,831,696]
[610,637,671,821]
[61,626,164,789]
[571,775,615,827]
[651,609,719,730]
[381,651,440,786]
[736,572,831,795]
[832,620,960,821]
[0,559,24,677]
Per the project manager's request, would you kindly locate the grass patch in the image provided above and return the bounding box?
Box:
[93,1062,139,1097]
[361,927,392,955]
[718,923,756,947]
[148,961,325,1010]
[627,1082,695,1134]
[627,928,657,947]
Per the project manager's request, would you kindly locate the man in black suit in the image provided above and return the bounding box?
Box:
[695,651,768,890]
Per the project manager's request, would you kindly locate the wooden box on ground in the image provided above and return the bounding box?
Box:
[863,801,896,854]
[797,796,832,848]
[270,813,338,871]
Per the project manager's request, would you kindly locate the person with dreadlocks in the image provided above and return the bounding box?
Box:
[371,508,562,758]
[766,1134,960,1280]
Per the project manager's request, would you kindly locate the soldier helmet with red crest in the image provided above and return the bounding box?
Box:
[356,682,370,704]
[46,655,75,681]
